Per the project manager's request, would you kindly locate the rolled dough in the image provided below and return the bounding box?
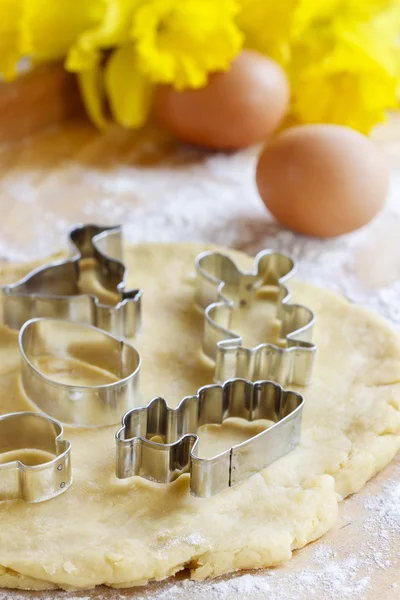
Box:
[0,242,399,591]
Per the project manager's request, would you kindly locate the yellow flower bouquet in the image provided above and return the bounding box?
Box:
[1,0,399,134]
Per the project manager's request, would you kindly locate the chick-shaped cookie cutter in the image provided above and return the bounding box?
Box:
[19,317,141,427]
[116,378,304,497]
[2,224,141,337]
[195,250,316,386]
[0,412,71,503]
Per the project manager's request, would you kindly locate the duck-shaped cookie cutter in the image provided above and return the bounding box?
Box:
[0,411,71,503]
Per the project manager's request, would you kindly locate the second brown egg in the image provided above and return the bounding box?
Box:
[256,124,389,238]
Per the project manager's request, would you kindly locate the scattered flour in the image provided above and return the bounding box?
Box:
[363,475,400,535]
[0,131,399,328]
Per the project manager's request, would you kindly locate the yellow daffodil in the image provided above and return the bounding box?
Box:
[0,0,24,80]
[66,0,138,72]
[236,0,294,64]
[77,63,108,130]
[24,0,103,65]
[71,0,243,128]
[104,44,153,127]
[66,0,142,129]
[290,2,400,132]
[290,0,398,37]
[292,70,398,133]
[0,0,398,133]
[239,0,400,133]
[131,0,243,89]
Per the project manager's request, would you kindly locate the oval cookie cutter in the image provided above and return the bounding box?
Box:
[0,412,71,503]
[19,318,141,427]
[2,224,142,337]
[195,250,316,386]
[116,378,304,497]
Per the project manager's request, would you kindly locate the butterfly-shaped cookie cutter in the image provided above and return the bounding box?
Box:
[195,250,316,386]
[2,224,142,337]
[116,378,304,497]
[19,318,141,427]
[0,411,71,503]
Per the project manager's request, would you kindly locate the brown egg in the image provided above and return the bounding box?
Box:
[154,50,289,150]
[256,124,389,238]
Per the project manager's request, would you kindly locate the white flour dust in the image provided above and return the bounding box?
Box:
[0,137,400,326]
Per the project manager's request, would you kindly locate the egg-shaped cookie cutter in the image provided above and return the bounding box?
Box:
[19,318,141,427]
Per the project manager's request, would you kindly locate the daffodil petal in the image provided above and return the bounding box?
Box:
[78,64,108,129]
[276,0,400,133]
[66,0,138,72]
[104,45,153,128]
[237,0,294,63]
[0,0,23,80]
[24,0,103,64]
[131,0,243,89]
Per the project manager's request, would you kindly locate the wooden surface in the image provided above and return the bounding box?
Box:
[0,96,399,598]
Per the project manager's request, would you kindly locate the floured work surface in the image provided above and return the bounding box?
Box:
[0,242,399,595]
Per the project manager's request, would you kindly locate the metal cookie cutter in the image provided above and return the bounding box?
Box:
[116,378,304,497]
[0,412,71,503]
[2,224,141,337]
[195,250,316,386]
[19,318,141,427]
